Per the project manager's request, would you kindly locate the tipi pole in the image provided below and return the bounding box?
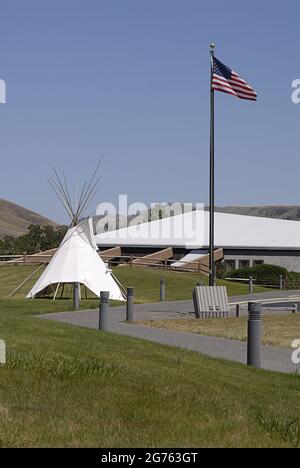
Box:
[53,283,60,301]
[9,263,46,297]
[209,43,216,287]
[111,272,127,298]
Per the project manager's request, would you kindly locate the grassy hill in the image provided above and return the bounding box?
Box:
[0,199,57,238]
[216,205,300,221]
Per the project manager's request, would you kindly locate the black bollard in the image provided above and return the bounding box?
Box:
[126,287,134,322]
[247,302,262,368]
[73,282,80,310]
[249,276,253,295]
[236,304,240,318]
[279,275,283,291]
[99,291,109,331]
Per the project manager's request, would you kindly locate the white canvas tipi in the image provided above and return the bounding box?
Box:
[27,218,125,301]
[25,164,125,302]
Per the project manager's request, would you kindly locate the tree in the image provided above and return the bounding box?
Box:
[0,225,68,255]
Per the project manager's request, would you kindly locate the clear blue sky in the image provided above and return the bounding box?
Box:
[0,0,299,224]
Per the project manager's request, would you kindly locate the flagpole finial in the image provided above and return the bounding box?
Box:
[210,43,215,52]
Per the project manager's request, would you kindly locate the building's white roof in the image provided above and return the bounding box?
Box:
[95,211,300,250]
[27,219,125,300]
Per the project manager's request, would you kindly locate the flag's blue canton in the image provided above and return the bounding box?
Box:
[213,57,232,80]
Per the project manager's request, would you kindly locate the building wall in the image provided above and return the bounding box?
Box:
[99,243,300,273]
[224,249,300,272]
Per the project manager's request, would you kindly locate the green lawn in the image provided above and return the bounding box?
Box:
[135,314,300,348]
[0,264,270,304]
[0,265,299,447]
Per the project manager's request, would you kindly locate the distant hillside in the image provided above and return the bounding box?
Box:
[215,206,300,221]
[0,199,57,238]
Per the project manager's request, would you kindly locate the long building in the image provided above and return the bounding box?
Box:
[94,211,300,273]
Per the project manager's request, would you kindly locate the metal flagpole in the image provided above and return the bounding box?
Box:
[209,43,215,286]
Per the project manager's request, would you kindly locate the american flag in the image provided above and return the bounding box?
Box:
[212,56,257,101]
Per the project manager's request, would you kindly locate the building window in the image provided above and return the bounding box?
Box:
[225,260,236,272]
[253,260,264,267]
[239,260,250,270]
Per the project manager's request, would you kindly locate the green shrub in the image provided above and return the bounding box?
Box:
[226,264,288,284]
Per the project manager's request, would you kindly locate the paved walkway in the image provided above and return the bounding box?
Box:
[39,290,300,375]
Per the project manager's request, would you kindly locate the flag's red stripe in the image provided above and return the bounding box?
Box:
[231,75,255,91]
[212,76,257,98]
[237,96,257,101]
[231,71,249,84]
[212,80,257,97]
[212,83,257,101]
[212,86,257,101]
[212,75,257,94]
[213,88,257,101]
[212,85,236,97]
[213,87,257,101]
[231,76,254,90]
[213,74,257,95]
[212,84,257,100]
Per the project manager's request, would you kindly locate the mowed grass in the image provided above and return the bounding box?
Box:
[0,265,299,447]
[135,314,300,349]
[115,267,271,302]
[0,264,271,304]
[0,305,300,448]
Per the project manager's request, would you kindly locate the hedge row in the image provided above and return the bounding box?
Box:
[225,264,300,284]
